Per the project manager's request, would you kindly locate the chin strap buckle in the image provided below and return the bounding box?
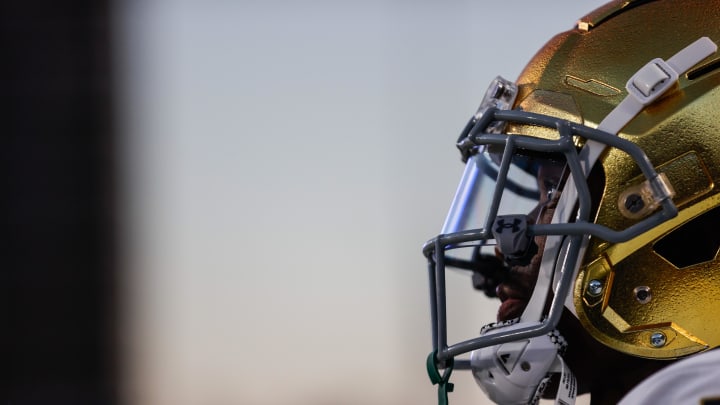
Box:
[599,36,717,135]
[427,351,455,405]
[529,355,576,405]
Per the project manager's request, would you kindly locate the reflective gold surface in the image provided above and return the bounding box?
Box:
[513,0,720,358]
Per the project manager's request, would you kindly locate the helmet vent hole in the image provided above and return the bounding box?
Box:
[653,205,720,268]
[687,57,720,81]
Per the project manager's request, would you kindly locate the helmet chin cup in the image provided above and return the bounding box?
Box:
[471,321,569,405]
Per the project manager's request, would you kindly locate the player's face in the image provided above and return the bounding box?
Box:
[495,163,564,321]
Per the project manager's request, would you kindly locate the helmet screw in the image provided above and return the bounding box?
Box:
[650,332,667,348]
[634,286,652,304]
[587,279,603,296]
[624,193,645,213]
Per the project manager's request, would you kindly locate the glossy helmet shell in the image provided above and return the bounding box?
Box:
[511,0,720,359]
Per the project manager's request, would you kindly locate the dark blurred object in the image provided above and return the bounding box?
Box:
[1,0,117,403]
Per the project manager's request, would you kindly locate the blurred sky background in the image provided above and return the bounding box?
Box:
[113,1,607,404]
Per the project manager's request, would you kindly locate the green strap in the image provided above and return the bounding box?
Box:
[426,351,454,405]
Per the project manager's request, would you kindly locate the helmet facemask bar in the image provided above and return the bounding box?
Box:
[424,107,678,368]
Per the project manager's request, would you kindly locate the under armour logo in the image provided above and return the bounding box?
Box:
[492,215,536,264]
[495,218,522,234]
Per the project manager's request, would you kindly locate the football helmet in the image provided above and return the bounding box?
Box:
[424,1,720,404]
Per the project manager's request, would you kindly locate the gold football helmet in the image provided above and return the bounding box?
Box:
[424,1,720,404]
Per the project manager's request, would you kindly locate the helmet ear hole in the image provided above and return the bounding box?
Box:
[653,206,720,268]
[587,163,606,222]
